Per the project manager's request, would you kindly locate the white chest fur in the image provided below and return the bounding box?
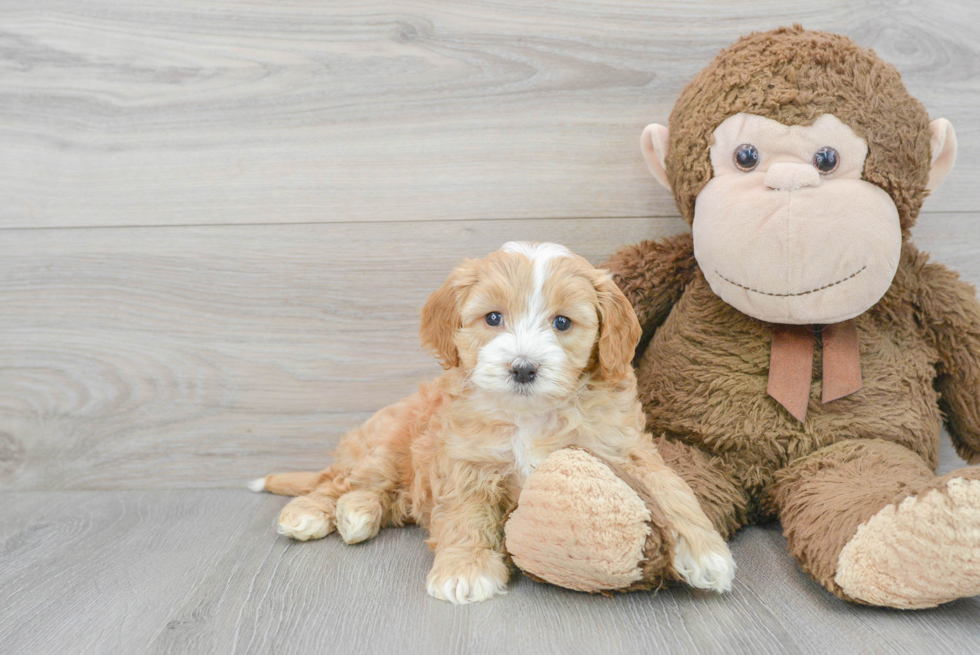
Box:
[508,414,556,482]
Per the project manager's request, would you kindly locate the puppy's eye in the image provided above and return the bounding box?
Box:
[553,316,572,332]
[485,312,503,327]
[813,146,840,174]
[733,144,760,171]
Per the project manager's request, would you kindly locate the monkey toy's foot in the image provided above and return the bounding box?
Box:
[835,470,980,609]
[504,448,734,594]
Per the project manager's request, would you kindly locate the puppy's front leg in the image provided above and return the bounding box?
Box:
[425,470,510,604]
[625,444,736,592]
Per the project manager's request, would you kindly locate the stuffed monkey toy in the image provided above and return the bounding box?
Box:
[504,26,980,609]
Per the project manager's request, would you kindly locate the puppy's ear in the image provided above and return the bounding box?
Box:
[593,271,642,383]
[419,261,476,370]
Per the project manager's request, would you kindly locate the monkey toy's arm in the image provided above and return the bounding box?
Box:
[915,251,980,464]
[602,233,698,359]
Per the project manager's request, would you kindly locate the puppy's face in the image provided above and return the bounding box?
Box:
[420,242,641,409]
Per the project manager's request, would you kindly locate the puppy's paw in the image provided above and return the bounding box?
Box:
[277,513,332,541]
[426,548,509,604]
[336,490,383,545]
[673,533,736,593]
[277,497,335,541]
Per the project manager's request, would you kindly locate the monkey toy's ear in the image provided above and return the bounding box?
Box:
[640,124,671,191]
[927,118,957,193]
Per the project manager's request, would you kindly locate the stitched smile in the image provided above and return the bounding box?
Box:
[715,266,867,297]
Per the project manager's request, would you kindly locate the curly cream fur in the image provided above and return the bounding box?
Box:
[256,244,730,603]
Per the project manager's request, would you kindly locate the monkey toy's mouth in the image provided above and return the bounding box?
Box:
[714,265,868,298]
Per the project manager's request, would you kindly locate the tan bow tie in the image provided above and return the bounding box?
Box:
[767,319,863,422]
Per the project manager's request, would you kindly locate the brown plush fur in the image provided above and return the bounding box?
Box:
[599,27,980,606]
[654,435,748,540]
[772,439,935,600]
[608,233,980,603]
[666,25,932,234]
[773,440,980,604]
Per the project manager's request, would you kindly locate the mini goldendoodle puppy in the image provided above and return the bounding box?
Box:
[250,242,734,603]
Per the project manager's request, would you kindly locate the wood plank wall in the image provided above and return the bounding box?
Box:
[2,0,979,490]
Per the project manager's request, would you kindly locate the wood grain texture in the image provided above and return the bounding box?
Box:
[2,488,977,655]
[733,524,980,655]
[0,490,267,655]
[0,216,680,490]
[3,2,980,651]
[2,214,976,491]
[1,0,978,229]
[154,521,802,655]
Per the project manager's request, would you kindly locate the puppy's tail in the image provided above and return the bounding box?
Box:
[247,471,321,496]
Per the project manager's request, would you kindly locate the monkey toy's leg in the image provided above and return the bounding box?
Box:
[773,439,980,608]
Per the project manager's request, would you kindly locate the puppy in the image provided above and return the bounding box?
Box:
[250,242,734,603]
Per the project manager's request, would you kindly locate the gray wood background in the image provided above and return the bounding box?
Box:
[1,1,978,653]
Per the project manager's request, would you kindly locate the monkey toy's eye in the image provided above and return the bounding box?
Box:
[733,144,760,171]
[485,312,503,327]
[553,316,572,332]
[813,146,840,174]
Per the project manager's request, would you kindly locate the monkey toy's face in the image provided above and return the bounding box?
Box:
[695,113,898,325]
[641,113,956,325]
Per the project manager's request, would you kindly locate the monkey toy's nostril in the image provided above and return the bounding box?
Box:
[511,363,538,384]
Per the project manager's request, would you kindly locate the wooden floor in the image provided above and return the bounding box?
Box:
[1,442,976,655]
[2,2,980,653]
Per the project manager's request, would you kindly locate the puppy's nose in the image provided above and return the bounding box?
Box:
[765,163,821,191]
[511,362,537,384]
